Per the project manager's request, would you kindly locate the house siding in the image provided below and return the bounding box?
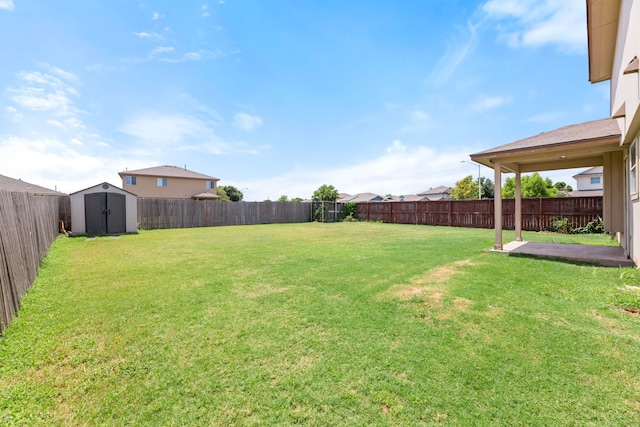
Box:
[610,0,640,264]
[123,175,217,199]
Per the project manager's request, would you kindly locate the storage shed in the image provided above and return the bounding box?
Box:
[70,183,138,235]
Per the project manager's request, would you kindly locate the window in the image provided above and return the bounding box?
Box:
[125,176,137,186]
[630,142,637,196]
[206,180,216,190]
[157,177,168,187]
[590,177,601,185]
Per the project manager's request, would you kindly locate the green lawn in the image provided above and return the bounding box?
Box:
[1,223,639,426]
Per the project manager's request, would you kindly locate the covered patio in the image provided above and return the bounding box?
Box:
[470,117,631,265]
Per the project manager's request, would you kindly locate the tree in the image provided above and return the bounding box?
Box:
[290,197,303,202]
[480,177,494,199]
[216,187,230,201]
[277,195,289,202]
[554,181,573,197]
[219,185,243,202]
[312,184,339,202]
[501,173,561,198]
[450,175,478,200]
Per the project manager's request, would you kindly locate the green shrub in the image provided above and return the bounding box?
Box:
[545,217,605,234]
[339,201,358,221]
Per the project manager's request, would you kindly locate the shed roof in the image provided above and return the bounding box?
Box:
[119,165,218,180]
[70,182,138,197]
[0,174,67,196]
[470,118,622,173]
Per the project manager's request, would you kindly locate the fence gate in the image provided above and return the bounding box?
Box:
[84,193,126,234]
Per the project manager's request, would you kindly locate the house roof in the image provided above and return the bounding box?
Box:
[384,195,427,202]
[470,118,622,173]
[0,174,67,196]
[417,186,451,196]
[586,0,621,83]
[339,192,383,202]
[569,189,603,197]
[192,191,221,200]
[119,165,218,180]
[572,166,603,179]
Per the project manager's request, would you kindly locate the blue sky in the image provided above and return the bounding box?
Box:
[0,0,609,200]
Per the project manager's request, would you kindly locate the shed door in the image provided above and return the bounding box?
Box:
[107,193,126,234]
[85,193,107,234]
[84,192,127,234]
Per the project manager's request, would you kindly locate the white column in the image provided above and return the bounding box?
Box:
[494,161,502,250]
[515,168,522,242]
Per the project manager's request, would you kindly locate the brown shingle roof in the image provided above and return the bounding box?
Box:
[0,174,67,196]
[119,165,218,180]
[471,118,620,157]
[417,186,451,196]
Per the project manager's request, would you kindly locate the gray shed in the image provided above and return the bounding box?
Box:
[70,183,138,235]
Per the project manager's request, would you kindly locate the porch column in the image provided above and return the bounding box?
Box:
[494,161,503,250]
[515,168,522,242]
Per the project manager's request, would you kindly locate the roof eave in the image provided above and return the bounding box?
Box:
[586,0,621,84]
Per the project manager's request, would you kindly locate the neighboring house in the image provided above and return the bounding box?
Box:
[118,165,220,200]
[417,186,452,201]
[571,166,604,197]
[0,174,67,196]
[469,0,640,265]
[338,193,384,203]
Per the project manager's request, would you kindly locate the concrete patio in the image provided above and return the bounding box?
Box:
[496,241,635,268]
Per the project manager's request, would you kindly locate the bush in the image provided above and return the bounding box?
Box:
[545,217,605,234]
[339,201,358,221]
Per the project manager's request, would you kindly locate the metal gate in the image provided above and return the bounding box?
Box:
[84,193,126,234]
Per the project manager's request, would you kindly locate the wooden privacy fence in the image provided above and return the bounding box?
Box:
[0,191,64,334]
[356,196,603,230]
[138,199,313,229]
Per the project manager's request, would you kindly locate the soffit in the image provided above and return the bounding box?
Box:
[587,0,621,83]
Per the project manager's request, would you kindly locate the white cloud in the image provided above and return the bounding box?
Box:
[427,20,478,86]
[133,31,165,40]
[6,105,17,113]
[152,46,175,54]
[120,112,242,155]
[470,94,510,111]
[481,0,586,53]
[7,71,79,120]
[152,12,163,20]
[240,142,485,201]
[202,4,209,17]
[233,112,263,131]
[413,110,430,121]
[386,139,407,153]
[0,136,122,194]
[0,0,14,10]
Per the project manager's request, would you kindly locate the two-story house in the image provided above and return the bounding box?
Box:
[118,165,220,200]
[571,166,603,196]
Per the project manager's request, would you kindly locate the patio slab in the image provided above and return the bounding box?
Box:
[496,241,635,268]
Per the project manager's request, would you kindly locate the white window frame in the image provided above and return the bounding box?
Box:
[590,177,601,185]
[630,141,637,198]
[206,180,216,190]
[157,177,168,187]
[125,176,137,186]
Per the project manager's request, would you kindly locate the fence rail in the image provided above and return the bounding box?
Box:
[0,191,64,335]
[137,199,313,229]
[356,196,603,230]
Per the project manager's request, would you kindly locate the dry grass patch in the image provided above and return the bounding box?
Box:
[235,283,291,298]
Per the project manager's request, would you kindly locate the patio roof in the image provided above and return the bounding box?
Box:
[470,118,622,173]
